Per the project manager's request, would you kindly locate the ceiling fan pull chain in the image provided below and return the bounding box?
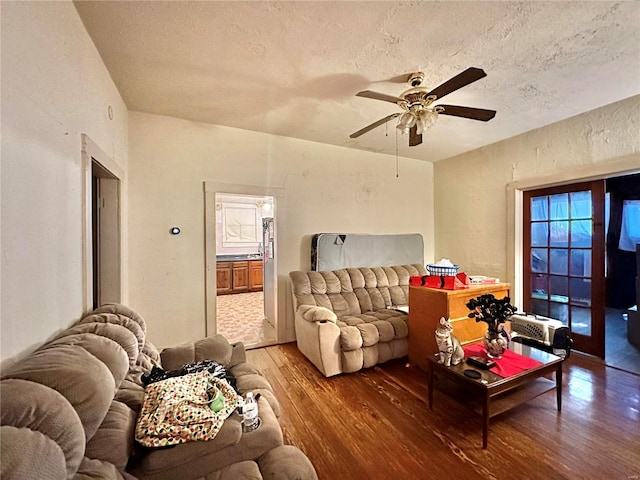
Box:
[395,128,399,178]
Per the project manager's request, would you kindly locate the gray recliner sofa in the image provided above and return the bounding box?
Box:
[289,264,427,377]
[0,303,317,480]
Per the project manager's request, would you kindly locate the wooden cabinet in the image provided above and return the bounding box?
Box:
[216,262,232,294]
[408,283,511,372]
[249,260,263,291]
[232,262,249,293]
[217,259,263,294]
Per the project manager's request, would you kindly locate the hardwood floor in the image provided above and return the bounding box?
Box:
[247,343,640,480]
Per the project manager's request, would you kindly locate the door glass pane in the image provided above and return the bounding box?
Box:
[571,220,592,247]
[550,302,569,323]
[532,274,548,299]
[549,248,568,275]
[550,276,568,302]
[532,223,548,246]
[531,196,548,221]
[531,298,549,317]
[570,278,591,307]
[571,306,592,335]
[550,221,569,247]
[570,249,591,276]
[532,248,548,272]
[550,194,569,220]
[570,191,591,219]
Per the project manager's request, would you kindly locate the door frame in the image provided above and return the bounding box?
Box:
[82,134,124,313]
[203,182,284,341]
[507,155,639,357]
[522,180,605,357]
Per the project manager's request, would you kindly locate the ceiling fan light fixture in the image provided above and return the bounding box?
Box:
[416,110,438,135]
[397,111,416,134]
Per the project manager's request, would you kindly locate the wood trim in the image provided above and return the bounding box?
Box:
[81,134,124,314]
[522,180,606,358]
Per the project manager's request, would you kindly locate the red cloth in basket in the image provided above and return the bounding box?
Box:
[409,273,470,289]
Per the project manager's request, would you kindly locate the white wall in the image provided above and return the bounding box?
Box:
[128,111,435,349]
[434,95,640,302]
[0,1,128,362]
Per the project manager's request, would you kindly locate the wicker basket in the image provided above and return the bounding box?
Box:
[426,264,459,276]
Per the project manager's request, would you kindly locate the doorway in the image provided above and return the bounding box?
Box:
[522,173,640,374]
[212,193,276,348]
[92,162,121,309]
[604,173,640,374]
[82,134,123,312]
[523,180,606,358]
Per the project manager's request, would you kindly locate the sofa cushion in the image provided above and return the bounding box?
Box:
[204,461,263,480]
[336,309,408,351]
[372,320,394,342]
[89,303,147,336]
[339,325,362,351]
[258,445,318,480]
[356,323,379,347]
[291,265,425,315]
[51,322,139,369]
[0,379,85,480]
[41,332,131,387]
[129,398,283,480]
[1,427,70,480]
[341,349,363,373]
[1,345,122,442]
[85,400,136,471]
[115,379,146,414]
[74,457,130,479]
[161,335,233,371]
[75,313,146,355]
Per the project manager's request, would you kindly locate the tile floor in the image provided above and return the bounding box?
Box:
[216,291,276,348]
[605,307,640,375]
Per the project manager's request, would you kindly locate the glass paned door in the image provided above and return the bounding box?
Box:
[523,181,605,358]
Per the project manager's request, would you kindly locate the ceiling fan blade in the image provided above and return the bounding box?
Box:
[356,90,403,104]
[349,113,400,138]
[382,73,412,83]
[437,104,496,121]
[409,124,422,146]
[427,67,487,100]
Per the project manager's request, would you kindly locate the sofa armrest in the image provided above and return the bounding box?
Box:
[296,305,337,323]
[259,445,318,480]
[228,341,247,368]
[294,313,341,377]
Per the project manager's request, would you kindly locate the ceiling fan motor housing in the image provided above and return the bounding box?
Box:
[409,72,425,87]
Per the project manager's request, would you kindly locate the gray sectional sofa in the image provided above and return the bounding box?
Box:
[289,264,427,377]
[0,303,317,480]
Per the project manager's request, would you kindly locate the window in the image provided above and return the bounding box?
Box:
[221,204,259,246]
[619,200,640,252]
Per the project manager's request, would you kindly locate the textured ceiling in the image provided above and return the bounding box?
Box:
[74,1,640,162]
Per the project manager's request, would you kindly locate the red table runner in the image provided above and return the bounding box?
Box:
[463,344,543,378]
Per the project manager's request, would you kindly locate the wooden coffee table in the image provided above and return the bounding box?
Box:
[426,343,563,448]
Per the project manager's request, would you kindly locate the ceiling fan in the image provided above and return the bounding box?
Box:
[350,67,496,147]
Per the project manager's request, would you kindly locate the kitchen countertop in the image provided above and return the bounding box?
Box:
[216,254,263,262]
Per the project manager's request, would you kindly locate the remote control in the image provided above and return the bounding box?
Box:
[466,356,496,370]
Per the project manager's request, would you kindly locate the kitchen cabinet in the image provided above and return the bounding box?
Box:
[216,262,232,294]
[408,283,511,372]
[216,259,263,295]
[232,262,249,293]
[249,260,263,291]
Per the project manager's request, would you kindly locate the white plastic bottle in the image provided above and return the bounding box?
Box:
[243,392,259,431]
